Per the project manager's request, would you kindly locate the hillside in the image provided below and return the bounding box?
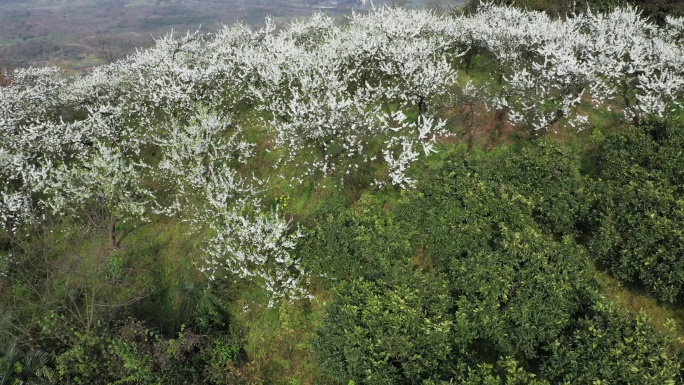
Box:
[1,4,684,384]
[0,0,369,71]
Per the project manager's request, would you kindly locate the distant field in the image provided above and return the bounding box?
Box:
[0,0,373,71]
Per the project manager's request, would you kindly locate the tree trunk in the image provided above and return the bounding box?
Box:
[109,215,117,249]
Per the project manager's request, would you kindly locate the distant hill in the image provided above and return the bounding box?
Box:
[0,0,370,71]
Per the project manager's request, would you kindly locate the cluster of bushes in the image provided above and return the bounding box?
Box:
[591,119,684,302]
[0,275,248,385]
[307,121,684,383]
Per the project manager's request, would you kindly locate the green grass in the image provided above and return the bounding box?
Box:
[596,270,684,344]
[229,296,326,384]
[0,37,24,47]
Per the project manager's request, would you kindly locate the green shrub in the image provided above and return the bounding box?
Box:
[46,316,245,385]
[543,303,681,384]
[314,267,453,385]
[591,120,684,302]
[491,141,592,236]
[300,194,413,287]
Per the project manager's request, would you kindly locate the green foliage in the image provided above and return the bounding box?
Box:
[591,120,684,302]
[543,303,681,383]
[448,231,596,361]
[628,0,684,25]
[238,299,323,384]
[404,149,598,360]
[489,142,593,236]
[312,145,683,384]
[450,357,549,385]
[398,148,535,271]
[300,194,413,287]
[0,214,248,384]
[51,324,155,385]
[48,319,245,385]
[314,268,453,384]
[308,195,451,384]
[1,342,49,385]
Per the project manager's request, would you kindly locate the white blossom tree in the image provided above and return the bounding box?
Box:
[41,141,154,248]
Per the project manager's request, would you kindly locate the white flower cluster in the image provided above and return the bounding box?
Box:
[41,142,155,222]
[226,9,459,184]
[455,3,684,132]
[202,205,308,307]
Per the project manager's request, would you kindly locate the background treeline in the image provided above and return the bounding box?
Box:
[464,0,684,23]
